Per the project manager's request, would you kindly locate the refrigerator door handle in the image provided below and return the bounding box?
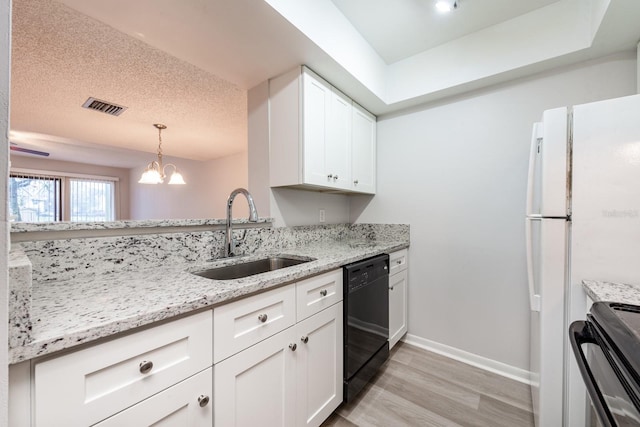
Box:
[526,123,543,216]
[526,217,541,312]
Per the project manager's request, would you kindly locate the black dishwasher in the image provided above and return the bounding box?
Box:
[343,254,389,403]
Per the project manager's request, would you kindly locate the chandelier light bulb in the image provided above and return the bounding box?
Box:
[138,123,186,185]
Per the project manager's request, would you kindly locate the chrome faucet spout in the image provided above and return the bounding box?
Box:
[225,188,258,257]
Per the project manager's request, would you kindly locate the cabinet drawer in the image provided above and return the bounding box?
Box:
[296,269,343,321]
[95,368,212,427]
[34,310,213,427]
[389,249,408,275]
[214,284,296,363]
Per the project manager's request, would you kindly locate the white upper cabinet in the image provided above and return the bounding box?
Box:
[325,86,352,190]
[269,66,376,194]
[351,103,376,194]
[301,72,332,188]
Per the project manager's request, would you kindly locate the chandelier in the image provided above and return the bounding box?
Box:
[138,123,186,185]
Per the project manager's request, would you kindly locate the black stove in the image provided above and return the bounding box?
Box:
[570,302,640,427]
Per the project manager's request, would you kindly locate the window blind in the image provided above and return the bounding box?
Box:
[70,178,115,221]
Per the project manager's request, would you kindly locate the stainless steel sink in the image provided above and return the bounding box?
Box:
[193,256,315,280]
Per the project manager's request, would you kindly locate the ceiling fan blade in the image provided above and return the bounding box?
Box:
[10,145,50,157]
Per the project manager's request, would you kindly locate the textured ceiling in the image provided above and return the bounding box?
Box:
[11,0,247,164]
[8,0,640,168]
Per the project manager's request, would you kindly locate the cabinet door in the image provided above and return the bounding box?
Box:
[351,103,376,194]
[296,302,344,427]
[389,270,408,349]
[302,70,331,187]
[95,368,212,427]
[215,327,297,427]
[327,89,352,190]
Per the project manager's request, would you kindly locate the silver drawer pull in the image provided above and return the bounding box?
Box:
[301,336,309,344]
[289,343,297,351]
[320,289,328,297]
[354,179,359,185]
[327,174,333,179]
[389,286,395,291]
[198,395,210,408]
[139,360,154,374]
[396,259,402,265]
[333,175,339,180]
[258,313,268,323]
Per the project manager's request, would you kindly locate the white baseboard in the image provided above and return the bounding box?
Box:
[402,334,532,385]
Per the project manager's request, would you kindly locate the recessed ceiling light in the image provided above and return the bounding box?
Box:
[435,0,458,13]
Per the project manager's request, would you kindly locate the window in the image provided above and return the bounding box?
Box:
[9,173,62,222]
[9,170,118,222]
[70,178,115,221]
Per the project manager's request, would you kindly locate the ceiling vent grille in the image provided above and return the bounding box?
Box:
[82,97,127,116]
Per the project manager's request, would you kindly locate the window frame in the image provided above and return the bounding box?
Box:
[10,167,120,222]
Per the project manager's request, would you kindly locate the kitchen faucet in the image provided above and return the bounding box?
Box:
[225,188,258,257]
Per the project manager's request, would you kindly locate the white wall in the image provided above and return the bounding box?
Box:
[637,41,640,93]
[269,187,350,227]
[1,0,10,422]
[350,52,637,370]
[203,151,250,218]
[129,152,248,220]
[247,81,271,216]
[10,156,131,219]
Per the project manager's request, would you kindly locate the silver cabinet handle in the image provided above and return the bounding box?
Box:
[289,343,297,351]
[333,175,339,180]
[354,179,359,185]
[396,259,402,265]
[389,286,395,291]
[327,174,333,179]
[301,336,309,344]
[139,360,154,374]
[198,395,210,408]
[320,289,328,297]
[258,313,268,323]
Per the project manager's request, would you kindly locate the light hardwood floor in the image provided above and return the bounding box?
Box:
[323,342,534,427]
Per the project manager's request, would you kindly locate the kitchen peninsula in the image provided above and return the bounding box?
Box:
[8,220,409,426]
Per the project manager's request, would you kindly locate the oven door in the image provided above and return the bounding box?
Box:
[569,320,640,426]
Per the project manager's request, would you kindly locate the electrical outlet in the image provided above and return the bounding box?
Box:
[319,208,326,223]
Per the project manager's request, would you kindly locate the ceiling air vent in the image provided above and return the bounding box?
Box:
[81,97,127,116]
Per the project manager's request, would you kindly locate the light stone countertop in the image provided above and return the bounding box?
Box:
[10,238,408,364]
[582,280,640,305]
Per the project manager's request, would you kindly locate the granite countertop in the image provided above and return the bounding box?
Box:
[582,280,640,305]
[10,238,408,364]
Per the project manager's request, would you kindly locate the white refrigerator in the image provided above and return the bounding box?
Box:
[526,94,640,427]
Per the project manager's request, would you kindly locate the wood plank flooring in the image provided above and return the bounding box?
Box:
[322,342,534,427]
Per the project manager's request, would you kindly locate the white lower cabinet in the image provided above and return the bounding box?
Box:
[95,368,212,427]
[214,323,297,427]
[33,310,213,427]
[389,269,408,349]
[389,249,408,349]
[214,301,343,427]
[296,302,343,427]
[14,270,347,427]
